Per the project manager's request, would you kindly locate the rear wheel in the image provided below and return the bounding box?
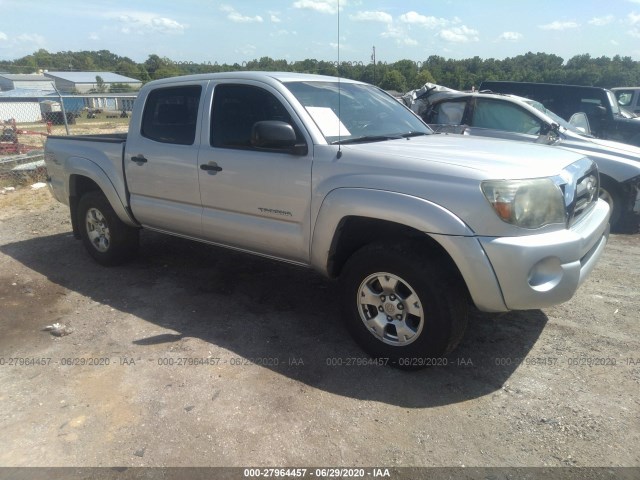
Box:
[339,241,468,369]
[77,190,139,266]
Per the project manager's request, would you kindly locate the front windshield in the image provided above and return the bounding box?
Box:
[285,81,431,144]
[523,98,586,134]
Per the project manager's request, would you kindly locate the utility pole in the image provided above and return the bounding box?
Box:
[371,46,376,85]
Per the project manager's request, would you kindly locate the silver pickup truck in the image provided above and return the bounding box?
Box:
[45,72,610,368]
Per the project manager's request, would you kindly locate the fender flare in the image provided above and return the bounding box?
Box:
[66,156,138,228]
[310,188,474,275]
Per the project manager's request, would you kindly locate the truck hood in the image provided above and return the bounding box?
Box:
[344,134,586,180]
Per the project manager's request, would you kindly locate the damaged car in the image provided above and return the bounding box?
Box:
[402,84,640,231]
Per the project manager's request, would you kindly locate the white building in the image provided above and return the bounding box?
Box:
[0,89,55,123]
[44,72,142,94]
[0,74,53,92]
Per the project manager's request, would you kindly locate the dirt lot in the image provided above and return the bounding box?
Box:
[0,187,638,475]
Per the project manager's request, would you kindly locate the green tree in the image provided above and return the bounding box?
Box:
[116,60,141,80]
[109,83,135,93]
[293,59,319,74]
[391,59,418,87]
[317,61,338,77]
[95,75,107,93]
[144,54,164,78]
[33,49,52,69]
[5,48,640,92]
[412,70,436,89]
[380,70,407,92]
[144,54,181,79]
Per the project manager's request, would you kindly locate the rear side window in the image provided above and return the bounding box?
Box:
[141,86,202,145]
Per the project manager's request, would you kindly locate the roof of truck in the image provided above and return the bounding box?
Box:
[144,71,364,87]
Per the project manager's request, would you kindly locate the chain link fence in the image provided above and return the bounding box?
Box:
[1,93,137,188]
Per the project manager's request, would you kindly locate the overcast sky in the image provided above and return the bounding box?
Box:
[1,0,640,65]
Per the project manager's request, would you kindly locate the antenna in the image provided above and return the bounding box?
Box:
[337,0,342,158]
[372,46,376,85]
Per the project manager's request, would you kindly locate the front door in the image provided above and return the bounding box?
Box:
[197,82,313,264]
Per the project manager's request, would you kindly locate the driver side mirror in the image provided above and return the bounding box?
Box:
[251,121,308,155]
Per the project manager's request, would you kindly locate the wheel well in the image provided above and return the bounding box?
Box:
[599,173,623,211]
[600,174,640,232]
[327,216,460,280]
[69,175,101,238]
[599,174,620,193]
[71,174,102,195]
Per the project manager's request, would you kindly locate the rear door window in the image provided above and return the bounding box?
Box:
[141,86,202,145]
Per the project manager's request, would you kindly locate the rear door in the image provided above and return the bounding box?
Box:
[197,81,313,264]
[124,82,207,236]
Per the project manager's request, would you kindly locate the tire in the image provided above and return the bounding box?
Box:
[339,241,468,370]
[77,190,139,266]
[599,179,622,231]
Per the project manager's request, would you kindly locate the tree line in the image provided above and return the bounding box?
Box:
[2,49,640,93]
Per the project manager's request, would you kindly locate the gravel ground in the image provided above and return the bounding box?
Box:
[0,187,638,476]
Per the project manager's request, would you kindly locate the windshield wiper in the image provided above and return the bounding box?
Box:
[401,131,430,138]
[332,135,402,145]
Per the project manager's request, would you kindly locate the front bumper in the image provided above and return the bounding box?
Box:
[479,199,610,310]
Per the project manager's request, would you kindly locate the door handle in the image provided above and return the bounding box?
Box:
[200,162,223,173]
[131,155,147,163]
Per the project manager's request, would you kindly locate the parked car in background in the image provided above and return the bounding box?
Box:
[612,87,640,115]
[478,81,640,148]
[402,84,640,231]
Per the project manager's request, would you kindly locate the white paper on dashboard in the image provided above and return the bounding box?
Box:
[306,107,351,137]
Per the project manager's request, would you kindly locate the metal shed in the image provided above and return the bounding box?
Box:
[44,72,142,94]
[0,89,52,123]
[0,74,52,92]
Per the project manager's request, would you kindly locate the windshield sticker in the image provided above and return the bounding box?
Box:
[306,107,351,137]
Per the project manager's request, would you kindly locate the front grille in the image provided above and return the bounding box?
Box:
[559,158,599,227]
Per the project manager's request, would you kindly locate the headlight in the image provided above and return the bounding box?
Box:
[481,178,566,229]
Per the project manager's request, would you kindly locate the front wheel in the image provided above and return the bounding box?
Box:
[77,190,139,266]
[339,241,468,369]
